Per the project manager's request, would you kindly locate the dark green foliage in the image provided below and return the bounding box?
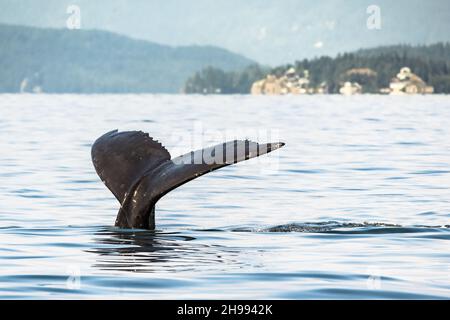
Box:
[430,75,450,93]
[184,65,268,94]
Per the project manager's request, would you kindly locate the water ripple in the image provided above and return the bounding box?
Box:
[1,94,450,299]
[231,222,450,237]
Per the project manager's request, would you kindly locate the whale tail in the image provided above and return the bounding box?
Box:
[92,130,285,229]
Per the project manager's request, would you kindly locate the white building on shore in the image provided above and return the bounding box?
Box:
[387,67,434,95]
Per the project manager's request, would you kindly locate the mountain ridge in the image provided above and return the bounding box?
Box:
[0,23,255,93]
[1,0,449,65]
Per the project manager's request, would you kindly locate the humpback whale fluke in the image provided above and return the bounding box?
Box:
[91,130,285,230]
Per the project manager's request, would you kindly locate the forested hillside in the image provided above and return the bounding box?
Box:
[0,24,254,93]
[185,43,450,94]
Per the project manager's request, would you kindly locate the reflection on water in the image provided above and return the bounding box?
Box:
[89,228,242,273]
[0,94,449,299]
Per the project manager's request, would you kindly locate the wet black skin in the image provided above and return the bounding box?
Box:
[91,130,285,230]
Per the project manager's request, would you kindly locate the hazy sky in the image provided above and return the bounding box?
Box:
[1,0,449,65]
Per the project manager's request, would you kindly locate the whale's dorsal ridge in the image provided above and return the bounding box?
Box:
[91,130,171,203]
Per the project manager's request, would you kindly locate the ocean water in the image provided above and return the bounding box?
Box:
[0,94,449,299]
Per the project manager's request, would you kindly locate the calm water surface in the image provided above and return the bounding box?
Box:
[0,94,449,299]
